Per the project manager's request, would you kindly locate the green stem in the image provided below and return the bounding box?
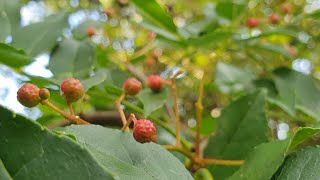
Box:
[88,91,192,149]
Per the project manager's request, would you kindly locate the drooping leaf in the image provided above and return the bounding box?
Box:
[12,13,68,56]
[229,140,289,180]
[130,0,180,40]
[0,159,11,180]
[270,68,320,121]
[137,88,172,117]
[275,146,320,180]
[58,125,194,180]
[48,39,95,79]
[215,62,255,94]
[0,43,33,68]
[204,91,268,179]
[0,105,115,179]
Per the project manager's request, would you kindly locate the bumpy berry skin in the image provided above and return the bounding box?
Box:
[133,119,157,143]
[123,78,142,96]
[17,83,41,107]
[86,27,96,37]
[246,18,259,28]
[39,88,50,100]
[268,14,279,25]
[60,78,84,103]
[147,75,163,92]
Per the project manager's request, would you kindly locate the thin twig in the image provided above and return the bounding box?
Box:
[200,158,244,166]
[121,114,136,131]
[195,72,205,158]
[41,100,90,125]
[116,92,129,131]
[170,69,184,147]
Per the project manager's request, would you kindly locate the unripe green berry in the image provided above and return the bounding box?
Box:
[17,83,41,107]
[123,78,142,96]
[60,78,84,103]
[39,88,50,100]
[133,119,157,143]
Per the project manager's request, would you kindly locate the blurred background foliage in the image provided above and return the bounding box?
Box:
[1,0,320,157]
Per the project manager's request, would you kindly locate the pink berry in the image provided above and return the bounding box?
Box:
[39,88,50,100]
[86,26,96,37]
[60,78,84,103]
[147,75,163,92]
[246,18,259,28]
[133,119,157,143]
[268,14,279,25]
[17,83,41,107]
[123,78,142,96]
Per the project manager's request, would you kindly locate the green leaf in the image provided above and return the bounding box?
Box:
[215,62,255,94]
[0,0,21,31]
[58,125,193,180]
[270,68,320,121]
[131,0,180,40]
[204,91,268,179]
[0,105,114,179]
[0,159,12,180]
[0,43,33,68]
[288,127,320,152]
[48,39,95,79]
[215,1,247,21]
[12,13,68,56]
[238,28,298,41]
[275,146,320,180]
[187,30,233,47]
[82,70,108,91]
[0,12,10,42]
[137,88,172,117]
[270,68,297,115]
[229,127,320,180]
[229,140,289,180]
[252,43,292,59]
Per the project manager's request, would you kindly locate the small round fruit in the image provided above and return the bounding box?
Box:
[147,32,156,40]
[17,83,41,107]
[133,119,157,143]
[281,3,291,14]
[147,75,163,92]
[86,26,96,37]
[60,78,84,103]
[123,78,142,96]
[268,14,279,25]
[103,7,115,17]
[144,58,156,66]
[39,88,50,100]
[246,18,259,28]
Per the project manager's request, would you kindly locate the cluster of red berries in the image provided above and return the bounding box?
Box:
[122,75,165,143]
[246,3,292,29]
[17,78,84,107]
[16,76,163,144]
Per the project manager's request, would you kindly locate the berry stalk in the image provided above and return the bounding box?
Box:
[41,100,90,125]
[116,92,129,131]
